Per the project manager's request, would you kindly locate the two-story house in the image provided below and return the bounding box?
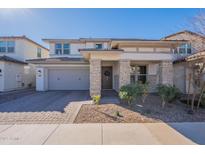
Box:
[163,30,205,94]
[0,36,49,92]
[28,37,186,97]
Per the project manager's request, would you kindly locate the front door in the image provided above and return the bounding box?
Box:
[102,66,112,89]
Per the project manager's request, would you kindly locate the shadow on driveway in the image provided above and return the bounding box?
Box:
[0,90,89,113]
[168,122,205,145]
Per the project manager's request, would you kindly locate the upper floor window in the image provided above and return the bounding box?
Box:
[7,41,15,53]
[0,41,6,52]
[63,43,70,54]
[174,43,191,55]
[37,48,41,58]
[95,43,103,49]
[0,41,15,53]
[55,43,70,55]
[55,43,62,55]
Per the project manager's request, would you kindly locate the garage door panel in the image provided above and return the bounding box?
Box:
[48,68,89,90]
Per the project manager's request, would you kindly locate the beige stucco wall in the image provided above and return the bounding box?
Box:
[4,62,25,91]
[90,52,121,61]
[121,47,172,53]
[0,38,48,91]
[121,52,173,61]
[0,38,49,62]
[23,39,49,60]
[0,61,35,92]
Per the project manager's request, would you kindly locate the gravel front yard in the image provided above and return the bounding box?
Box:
[74,95,205,123]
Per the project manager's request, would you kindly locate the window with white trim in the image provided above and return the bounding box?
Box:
[174,43,192,55]
[0,41,6,52]
[55,43,70,55]
[37,48,41,58]
[55,43,62,55]
[0,41,15,53]
[63,43,70,54]
[7,41,15,53]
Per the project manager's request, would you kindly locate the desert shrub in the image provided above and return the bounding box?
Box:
[114,111,122,117]
[92,95,101,105]
[138,82,149,103]
[157,84,181,108]
[119,83,150,106]
[132,83,145,98]
[119,84,139,106]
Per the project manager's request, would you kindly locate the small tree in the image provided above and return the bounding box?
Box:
[185,10,205,112]
[157,84,181,108]
[186,61,205,111]
[139,82,149,103]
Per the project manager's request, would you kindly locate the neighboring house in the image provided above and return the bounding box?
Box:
[163,30,205,94]
[0,36,49,92]
[27,37,186,97]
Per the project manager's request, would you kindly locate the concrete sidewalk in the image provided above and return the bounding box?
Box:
[0,123,196,145]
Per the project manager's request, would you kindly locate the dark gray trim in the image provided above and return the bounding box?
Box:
[0,56,27,65]
[79,48,123,51]
[26,57,89,64]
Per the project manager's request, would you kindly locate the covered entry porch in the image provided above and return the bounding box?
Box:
[89,59,173,97]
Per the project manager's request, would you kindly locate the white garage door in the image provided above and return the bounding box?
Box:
[48,67,89,90]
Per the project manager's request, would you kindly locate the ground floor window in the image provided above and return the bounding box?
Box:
[130,65,147,84]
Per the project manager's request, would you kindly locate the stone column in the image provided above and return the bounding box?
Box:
[90,59,101,97]
[159,61,173,85]
[119,60,131,88]
[147,75,157,92]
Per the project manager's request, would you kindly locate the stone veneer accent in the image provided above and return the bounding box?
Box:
[90,59,101,97]
[119,60,131,88]
[147,75,158,92]
[159,61,173,85]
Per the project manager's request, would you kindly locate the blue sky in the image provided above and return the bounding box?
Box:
[0,8,202,47]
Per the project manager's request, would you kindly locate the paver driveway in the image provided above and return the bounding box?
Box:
[0,90,89,112]
[0,90,90,124]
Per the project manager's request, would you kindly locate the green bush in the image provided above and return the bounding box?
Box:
[92,95,101,105]
[157,84,181,108]
[119,84,138,106]
[119,83,145,106]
